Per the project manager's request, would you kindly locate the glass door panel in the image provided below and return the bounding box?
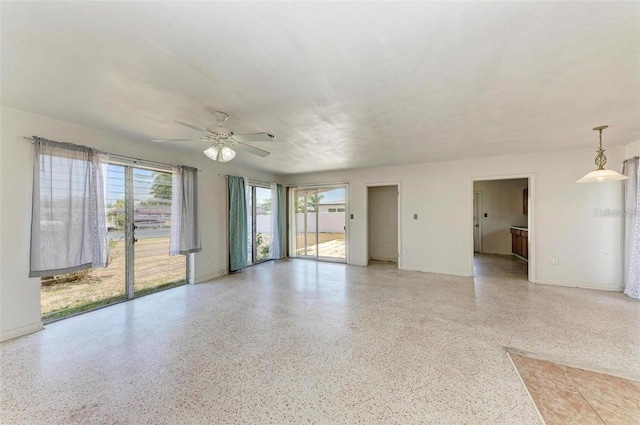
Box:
[317,187,346,260]
[246,184,254,265]
[291,186,347,263]
[40,164,127,321]
[294,189,317,257]
[255,186,273,262]
[132,168,186,295]
[41,163,188,322]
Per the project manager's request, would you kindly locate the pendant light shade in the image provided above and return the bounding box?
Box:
[203,145,236,162]
[577,169,628,183]
[577,125,628,183]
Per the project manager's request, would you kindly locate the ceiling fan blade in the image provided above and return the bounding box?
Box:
[152,138,201,143]
[234,141,270,157]
[175,121,206,133]
[233,132,276,143]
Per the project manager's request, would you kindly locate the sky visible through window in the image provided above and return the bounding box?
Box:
[319,188,344,203]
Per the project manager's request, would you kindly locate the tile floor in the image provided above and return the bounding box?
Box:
[0,254,638,424]
[510,354,640,425]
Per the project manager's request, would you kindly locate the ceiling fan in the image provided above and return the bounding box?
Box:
[153,111,275,162]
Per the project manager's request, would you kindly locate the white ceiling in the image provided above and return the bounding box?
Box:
[2,2,639,174]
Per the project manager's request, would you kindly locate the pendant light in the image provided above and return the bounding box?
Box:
[203,144,236,162]
[576,126,628,183]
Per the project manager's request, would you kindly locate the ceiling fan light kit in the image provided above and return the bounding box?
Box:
[203,145,236,162]
[577,125,628,183]
[153,111,275,162]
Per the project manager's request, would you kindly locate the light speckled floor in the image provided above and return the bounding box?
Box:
[1,255,638,424]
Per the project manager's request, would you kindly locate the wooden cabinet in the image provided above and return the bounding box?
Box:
[511,228,528,260]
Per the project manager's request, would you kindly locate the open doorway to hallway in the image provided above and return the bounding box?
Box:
[367,185,399,268]
[472,177,532,281]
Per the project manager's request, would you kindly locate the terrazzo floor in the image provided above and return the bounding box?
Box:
[1,254,638,424]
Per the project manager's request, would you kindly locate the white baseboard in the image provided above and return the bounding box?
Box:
[195,272,228,284]
[535,279,621,292]
[1,321,44,342]
[399,266,472,278]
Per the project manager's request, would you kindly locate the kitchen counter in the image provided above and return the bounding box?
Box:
[511,227,528,260]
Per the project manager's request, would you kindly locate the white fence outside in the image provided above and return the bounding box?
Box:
[295,212,346,233]
[254,212,346,234]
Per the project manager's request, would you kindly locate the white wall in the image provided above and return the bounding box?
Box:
[625,140,640,158]
[368,185,399,261]
[0,107,279,341]
[474,179,528,255]
[286,146,625,291]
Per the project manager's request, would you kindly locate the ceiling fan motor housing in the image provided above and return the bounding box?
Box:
[206,126,233,140]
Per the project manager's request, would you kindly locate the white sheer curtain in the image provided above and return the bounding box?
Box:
[30,138,109,277]
[623,157,640,299]
[170,166,201,256]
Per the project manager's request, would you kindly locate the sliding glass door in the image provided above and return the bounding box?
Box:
[291,186,347,262]
[246,183,273,265]
[132,168,186,296]
[294,188,317,257]
[40,163,187,321]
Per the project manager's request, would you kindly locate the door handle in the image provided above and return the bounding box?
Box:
[132,223,138,244]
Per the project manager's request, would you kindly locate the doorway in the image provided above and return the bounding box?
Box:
[471,176,534,282]
[367,185,399,267]
[40,162,188,322]
[290,185,347,262]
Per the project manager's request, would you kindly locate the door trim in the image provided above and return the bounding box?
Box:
[125,165,135,300]
[473,191,482,253]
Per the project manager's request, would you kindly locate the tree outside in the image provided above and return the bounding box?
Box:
[150,172,172,200]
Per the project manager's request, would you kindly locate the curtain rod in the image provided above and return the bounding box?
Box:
[285,182,348,188]
[623,156,640,163]
[225,175,275,187]
[23,136,201,172]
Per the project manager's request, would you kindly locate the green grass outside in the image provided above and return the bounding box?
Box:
[43,279,187,323]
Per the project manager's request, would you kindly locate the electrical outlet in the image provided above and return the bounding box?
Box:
[413,213,418,220]
[552,257,559,265]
